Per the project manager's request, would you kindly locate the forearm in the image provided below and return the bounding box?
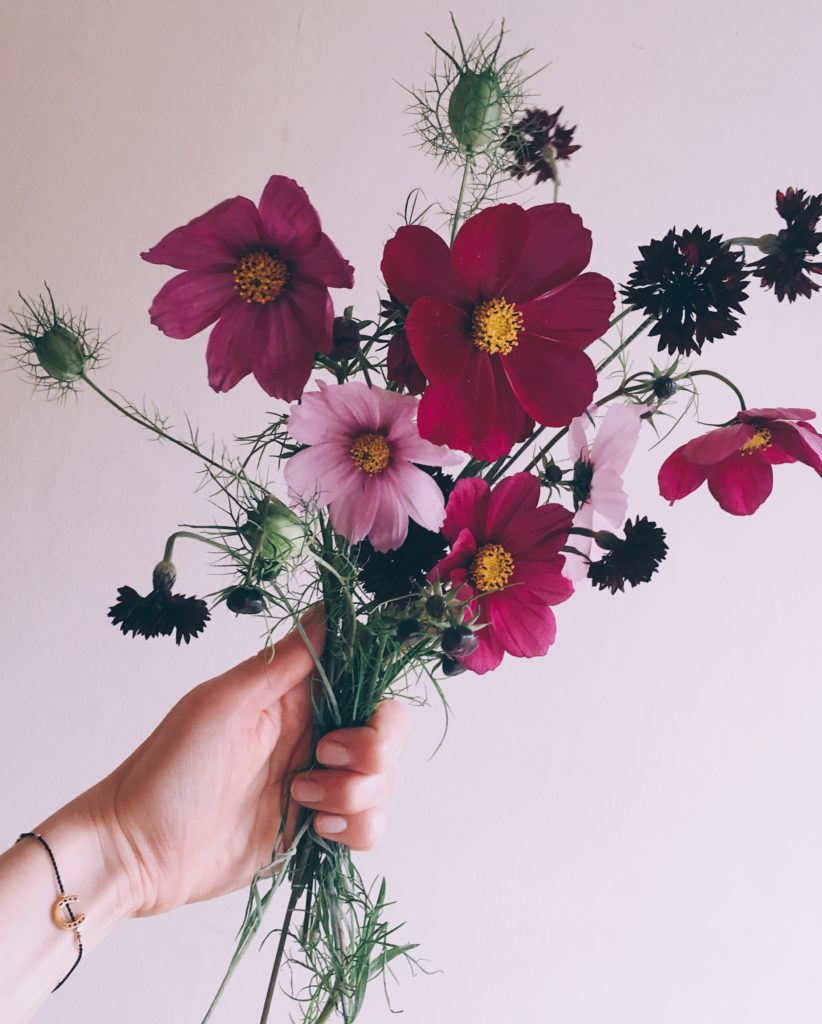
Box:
[0,792,137,1023]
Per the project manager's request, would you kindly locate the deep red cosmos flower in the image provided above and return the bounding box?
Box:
[659,407,822,516]
[428,473,574,674]
[381,203,615,459]
[142,175,354,401]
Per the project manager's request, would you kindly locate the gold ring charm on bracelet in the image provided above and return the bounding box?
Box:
[51,893,86,930]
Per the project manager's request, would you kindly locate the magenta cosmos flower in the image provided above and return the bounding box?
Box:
[381,203,615,459]
[284,381,457,552]
[659,407,822,515]
[565,402,645,579]
[142,175,354,401]
[429,473,574,674]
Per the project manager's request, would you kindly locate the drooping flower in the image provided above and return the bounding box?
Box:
[564,403,645,579]
[621,227,749,356]
[381,203,615,459]
[356,469,453,602]
[428,473,574,674]
[108,560,210,644]
[658,407,822,516]
[501,107,580,184]
[587,517,668,593]
[284,382,457,552]
[750,188,822,302]
[142,175,354,401]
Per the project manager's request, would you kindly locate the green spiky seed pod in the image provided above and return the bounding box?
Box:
[447,68,503,155]
[242,495,306,563]
[32,324,87,382]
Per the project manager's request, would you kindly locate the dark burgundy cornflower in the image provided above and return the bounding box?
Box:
[108,561,210,644]
[621,227,749,356]
[501,108,580,184]
[587,517,668,594]
[750,188,822,302]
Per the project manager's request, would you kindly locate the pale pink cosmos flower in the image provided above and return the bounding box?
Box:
[564,403,644,579]
[285,381,458,552]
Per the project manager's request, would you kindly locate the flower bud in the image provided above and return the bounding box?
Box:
[541,462,564,485]
[33,324,86,382]
[441,624,479,658]
[396,617,424,642]
[441,654,467,677]
[242,495,306,563]
[448,68,503,155]
[226,586,266,615]
[652,376,677,399]
[330,316,361,360]
[424,594,448,619]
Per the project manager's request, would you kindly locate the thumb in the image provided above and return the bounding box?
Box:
[212,604,326,707]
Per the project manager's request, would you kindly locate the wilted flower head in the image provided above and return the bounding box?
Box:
[750,187,822,302]
[108,559,210,644]
[501,107,580,185]
[587,517,668,593]
[621,227,749,356]
[1,288,105,398]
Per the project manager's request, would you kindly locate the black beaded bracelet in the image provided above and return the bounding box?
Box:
[16,831,84,991]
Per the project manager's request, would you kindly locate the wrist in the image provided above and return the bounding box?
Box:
[35,788,141,951]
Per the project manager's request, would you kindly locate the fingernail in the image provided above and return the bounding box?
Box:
[292,780,323,803]
[315,814,347,835]
[318,741,350,767]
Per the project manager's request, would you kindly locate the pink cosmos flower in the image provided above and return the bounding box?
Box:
[429,473,574,675]
[142,175,354,401]
[381,202,615,459]
[284,381,457,552]
[659,407,822,515]
[564,403,644,579]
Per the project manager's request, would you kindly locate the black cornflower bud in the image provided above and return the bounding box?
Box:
[440,655,467,677]
[652,375,678,399]
[424,594,448,619]
[441,624,479,658]
[396,617,424,643]
[108,559,210,644]
[330,315,362,360]
[226,586,266,615]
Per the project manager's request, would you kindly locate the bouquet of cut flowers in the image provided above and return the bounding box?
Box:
[5,17,821,1024]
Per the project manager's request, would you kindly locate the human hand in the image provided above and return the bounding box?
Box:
[71,609,409,918]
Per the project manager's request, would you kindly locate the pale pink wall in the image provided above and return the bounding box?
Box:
[2,1,821,1021]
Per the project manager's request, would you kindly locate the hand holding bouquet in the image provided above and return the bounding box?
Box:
[5,17,821,1023]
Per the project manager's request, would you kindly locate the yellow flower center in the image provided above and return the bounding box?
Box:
[233,250,289,304]
[469,543,515,593]
[349,432,391,475]
[739,427,773,455]
[471,297,523,355]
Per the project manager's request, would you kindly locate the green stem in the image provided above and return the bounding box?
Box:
[686,369,747,411]
[81,374,239,478]
[596,315,655,373]
[259,838,314,1024]
[315,994,339,1024]
[450,159,472,244]
[724,236,763,248]
[162,530,234,563]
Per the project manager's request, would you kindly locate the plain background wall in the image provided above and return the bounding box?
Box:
[2,1,821,1021]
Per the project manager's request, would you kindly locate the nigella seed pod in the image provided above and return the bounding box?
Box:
[652,376,678,399]
[241,495,306,563]
[441,654,467,677]
[448,68,503,155]
[396,617,424,643]
[441,624,479,658]
[424,595,448,619]
[33,324,86,382]
[226,586,266,615]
